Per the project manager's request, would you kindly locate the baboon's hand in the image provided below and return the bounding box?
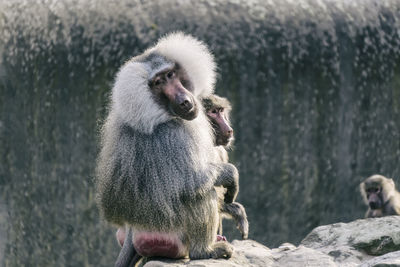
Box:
[214,163,239,203]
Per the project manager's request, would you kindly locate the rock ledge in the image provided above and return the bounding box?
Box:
[141,216,400,267]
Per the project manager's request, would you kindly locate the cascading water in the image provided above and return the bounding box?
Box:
[1,0,399,266]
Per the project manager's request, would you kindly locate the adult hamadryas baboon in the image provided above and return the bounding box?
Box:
[95,32,238,265]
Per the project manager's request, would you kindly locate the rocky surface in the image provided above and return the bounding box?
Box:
[140,216,400,267]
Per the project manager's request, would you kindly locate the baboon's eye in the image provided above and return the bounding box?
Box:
[154,78,162,86]
[211,109,218,114]
[167,70,175,79]
[368,188,379,193]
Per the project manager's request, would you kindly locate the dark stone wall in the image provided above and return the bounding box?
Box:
[1,0,400,266]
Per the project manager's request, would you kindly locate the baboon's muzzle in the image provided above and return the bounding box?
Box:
[164,80,198,120]
[369,201,381,210]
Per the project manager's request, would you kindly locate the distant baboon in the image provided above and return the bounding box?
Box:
[95,33,238,267]
[202,94,248,239]
[360,174,400,218]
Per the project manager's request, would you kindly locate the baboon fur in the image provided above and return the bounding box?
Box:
[96,32,236,259]
[203,94,248,239]
[360,174,400,218]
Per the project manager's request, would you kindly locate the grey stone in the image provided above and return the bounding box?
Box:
[271,245,337,267]
[142,217,400,267]
[360,251,400,267]
[301,216,400,265]
[141,240,274,267]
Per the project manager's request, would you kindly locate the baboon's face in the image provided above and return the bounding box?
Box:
[365,185,383,209]
[149,64,198,121]
[207,107,233,146]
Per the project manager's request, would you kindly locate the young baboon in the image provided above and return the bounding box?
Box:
[202,94,248,239]
[95,33,238,267]
[360,174,400,218]
[202,95,233,143]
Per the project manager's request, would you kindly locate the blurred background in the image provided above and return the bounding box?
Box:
[1,0,400,266]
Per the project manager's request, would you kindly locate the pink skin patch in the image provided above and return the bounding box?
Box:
[133,231,187,258]
[216,235,227,242]
[116,229,228,257]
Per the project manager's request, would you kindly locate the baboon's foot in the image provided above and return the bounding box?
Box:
[210,241,234,259]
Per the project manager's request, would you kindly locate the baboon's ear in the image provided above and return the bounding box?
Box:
[389,178,395,189]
